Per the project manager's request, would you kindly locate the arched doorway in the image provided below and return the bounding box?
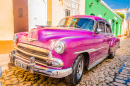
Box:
[116,22,118,36]
[90,13,95,16]
[112,19,115,35]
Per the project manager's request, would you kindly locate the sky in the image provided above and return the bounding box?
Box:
[103,0,130,9]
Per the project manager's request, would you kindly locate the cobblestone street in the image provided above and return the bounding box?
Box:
[0,38,130,86]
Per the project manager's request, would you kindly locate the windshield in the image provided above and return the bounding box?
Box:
[58,17,94,31]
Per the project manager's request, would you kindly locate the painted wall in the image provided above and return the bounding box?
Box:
[85,0,122,36]
[0,0,14,54]
[0,0,14,40]
[52,0,65,26]
[47,0,52,26]
[79,0,85,15]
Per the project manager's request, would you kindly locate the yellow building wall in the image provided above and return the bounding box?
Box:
[0,0,14,54]
[47,0,52,26]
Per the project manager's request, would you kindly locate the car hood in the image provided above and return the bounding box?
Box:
[37,27,93,41]
[20,26,93,49]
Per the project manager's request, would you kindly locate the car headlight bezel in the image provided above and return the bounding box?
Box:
[54,41,65,54]
[13,34,18,43]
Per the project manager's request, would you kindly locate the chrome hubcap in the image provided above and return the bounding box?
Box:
[77,60,83,79]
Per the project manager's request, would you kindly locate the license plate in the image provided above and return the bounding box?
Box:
[15,59,27,70]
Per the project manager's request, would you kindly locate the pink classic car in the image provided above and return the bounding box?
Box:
[9,15,120,85]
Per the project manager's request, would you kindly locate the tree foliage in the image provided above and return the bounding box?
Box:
[115,12,125,21]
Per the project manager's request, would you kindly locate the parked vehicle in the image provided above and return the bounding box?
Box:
[9,15,120,85]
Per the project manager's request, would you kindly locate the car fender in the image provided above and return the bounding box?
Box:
[109,37,120,53]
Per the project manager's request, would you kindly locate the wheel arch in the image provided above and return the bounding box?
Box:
[73,52,90,69]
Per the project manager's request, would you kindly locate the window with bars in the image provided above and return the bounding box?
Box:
[65,9,70,16]
[65,0,80,16]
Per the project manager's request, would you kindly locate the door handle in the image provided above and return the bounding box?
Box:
[104,34,108,36]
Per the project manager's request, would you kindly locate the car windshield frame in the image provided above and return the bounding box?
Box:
[57,17,95,31]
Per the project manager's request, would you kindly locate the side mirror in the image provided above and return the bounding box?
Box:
[96,28,102,34]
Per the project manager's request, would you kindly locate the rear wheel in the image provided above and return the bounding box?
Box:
[108,52,115,59]
[65,54,84,85]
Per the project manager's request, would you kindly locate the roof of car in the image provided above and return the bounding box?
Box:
[66,15,106,21]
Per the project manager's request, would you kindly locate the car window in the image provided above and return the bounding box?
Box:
[58,17,94,31]
[70,18,94,31]
[96,21,105,33]
[106,24,111,33]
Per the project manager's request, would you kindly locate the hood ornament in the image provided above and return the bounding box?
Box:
[27,38,38,42]
[27,29,38,42]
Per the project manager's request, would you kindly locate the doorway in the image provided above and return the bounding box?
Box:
[112,19,115,35]
[116,22,118,36]
[13,0,28,33]
[90,13,95,16]
[13,0,47,33]
[28,0,47,31]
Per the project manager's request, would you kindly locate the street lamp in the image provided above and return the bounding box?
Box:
[89,3,93,7]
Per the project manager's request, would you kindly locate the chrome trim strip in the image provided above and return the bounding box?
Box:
[17,43,49,53]
[88,54,108,70]
[74,45,109,54]
[27,38,38,42]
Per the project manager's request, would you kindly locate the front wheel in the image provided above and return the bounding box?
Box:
[65,54,84,85]
[108,52,115,59]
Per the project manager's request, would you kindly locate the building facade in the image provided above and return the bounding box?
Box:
[85,0,122,37]
[0,0,123,54]
[113,9,128,37]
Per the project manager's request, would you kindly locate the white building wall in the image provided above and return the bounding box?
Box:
[52,0,65,26]
[122,18,127,35]
[79,0,85,15]
[52,0,85,26]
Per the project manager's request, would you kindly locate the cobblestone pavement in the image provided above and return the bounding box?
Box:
[0,38,130,86]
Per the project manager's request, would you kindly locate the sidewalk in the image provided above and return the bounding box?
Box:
[0,54,9,71]
[119,36,127,40]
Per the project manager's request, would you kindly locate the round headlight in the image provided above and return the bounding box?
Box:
[13,34,18,43]
[54,41,65,54]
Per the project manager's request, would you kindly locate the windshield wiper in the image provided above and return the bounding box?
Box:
[74,25,82,30]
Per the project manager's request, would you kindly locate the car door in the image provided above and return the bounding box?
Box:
[96,20,110,59]
[94,20,110,60]
[105,23,113,48]
[88,20,110,70]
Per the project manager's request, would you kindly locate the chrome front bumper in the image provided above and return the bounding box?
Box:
[34,65,72,78]
[9,53,72,78]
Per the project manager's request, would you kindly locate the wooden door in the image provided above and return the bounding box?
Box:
[13,0,28,33]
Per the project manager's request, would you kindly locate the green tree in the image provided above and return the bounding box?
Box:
[116,12,125,21]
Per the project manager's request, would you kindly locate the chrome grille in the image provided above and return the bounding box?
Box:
[15,43,49,66]
[17,45,48,57]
